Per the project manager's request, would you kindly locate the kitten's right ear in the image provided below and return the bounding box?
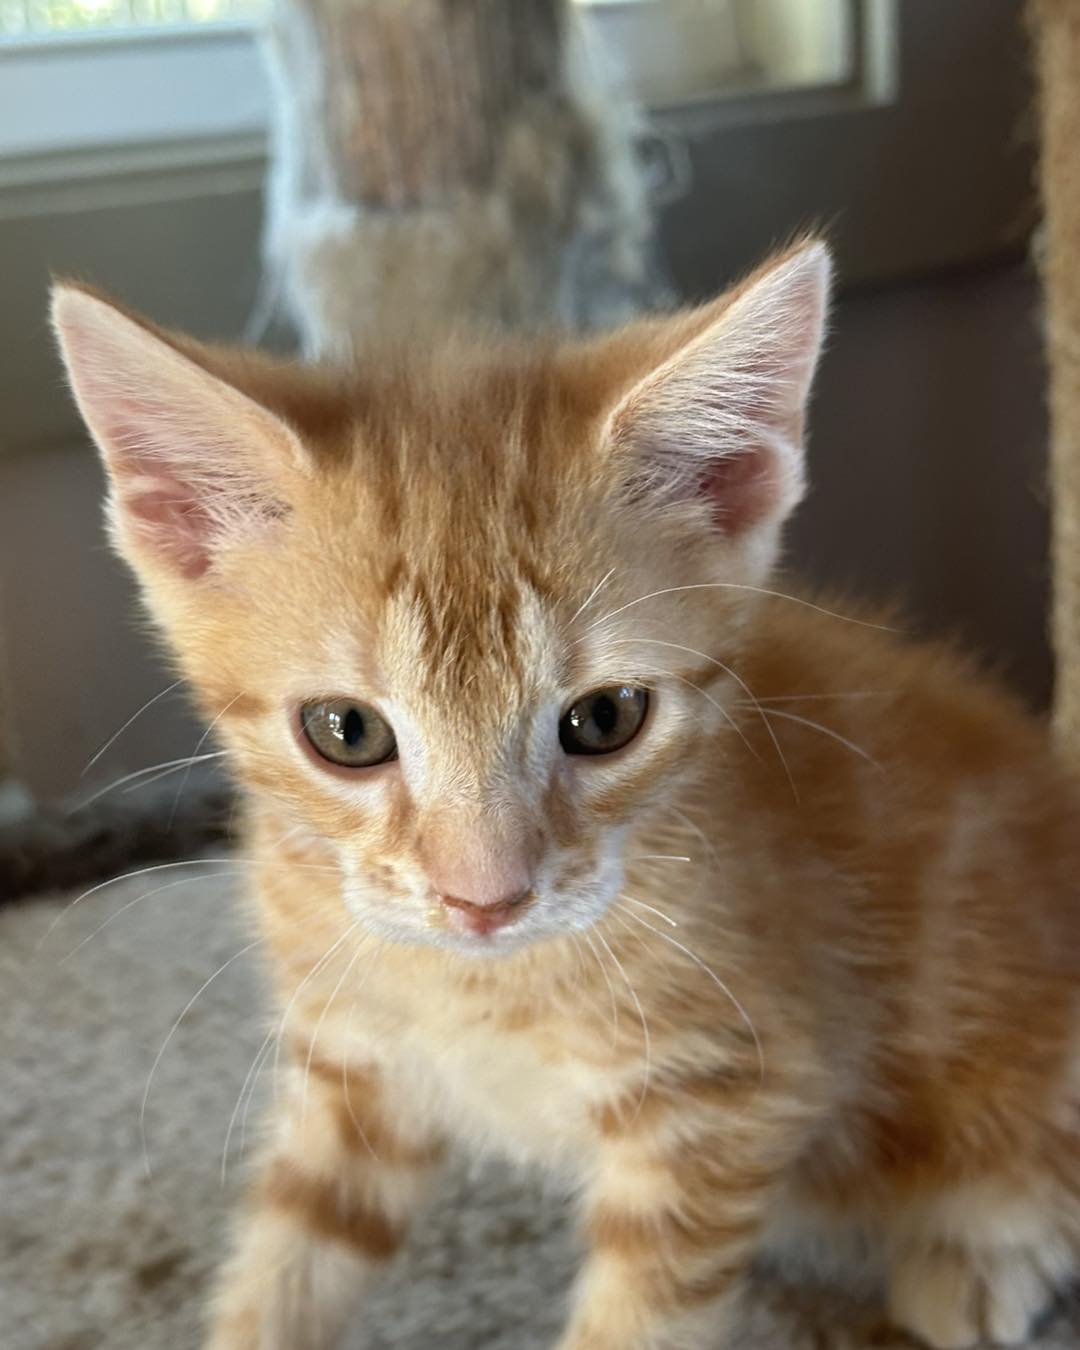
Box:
[51,284,309,582]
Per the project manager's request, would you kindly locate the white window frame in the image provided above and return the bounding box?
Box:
[0,0,1033,463]
[0,0,876,190]
[0,26,268,187]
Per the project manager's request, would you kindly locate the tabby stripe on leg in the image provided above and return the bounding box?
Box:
[300,1051,447,1166]
[262,1157,404,1259]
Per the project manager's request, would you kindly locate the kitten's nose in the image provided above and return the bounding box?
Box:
[439,887,533,936]
[420,820,535,936]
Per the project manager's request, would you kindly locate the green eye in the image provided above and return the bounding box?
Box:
[559,686,648,757]
[300,699,397,768]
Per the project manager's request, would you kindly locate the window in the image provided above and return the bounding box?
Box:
[0,0,868,173]
[581,0,856,107]
[0,0,259,37]
[0,0,854,90]
[1,0,1030,476]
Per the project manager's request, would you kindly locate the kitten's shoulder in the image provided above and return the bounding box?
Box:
[741,581,1056,772]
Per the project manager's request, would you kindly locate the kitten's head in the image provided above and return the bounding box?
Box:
[52,243,829,956]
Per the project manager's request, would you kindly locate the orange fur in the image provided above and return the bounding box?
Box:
[52,244,1080,1350]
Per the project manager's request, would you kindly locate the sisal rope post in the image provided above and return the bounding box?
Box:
[1030,1,1080,758]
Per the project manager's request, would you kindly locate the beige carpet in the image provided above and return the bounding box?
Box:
[3,859,1079,1350]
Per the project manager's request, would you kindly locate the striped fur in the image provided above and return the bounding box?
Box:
[53,243,1080,1350]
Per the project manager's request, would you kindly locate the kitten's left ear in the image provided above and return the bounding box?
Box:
[51,284,309,582]
[607,241,830,548]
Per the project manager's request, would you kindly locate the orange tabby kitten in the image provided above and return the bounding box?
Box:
[53,242,1080,1350]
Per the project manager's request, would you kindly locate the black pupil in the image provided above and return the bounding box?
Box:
[592,694,618,736]
[340,707,365,747]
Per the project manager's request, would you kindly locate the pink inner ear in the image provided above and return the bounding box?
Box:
[698,442,787,537]
[120,484,216,580]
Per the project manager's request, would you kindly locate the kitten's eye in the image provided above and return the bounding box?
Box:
[559,686,648,756]
[300,699,397,768]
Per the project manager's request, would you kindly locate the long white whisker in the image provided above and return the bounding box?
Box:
[594,927,651,1115]
[585,583,899,634]
[82,679,185,776]
[37,857,237,948]
[300,929,370,1130]
[754,691,893,703]
[630,854,692,864]
[271,926,362,1101]
[75,752,226,810]
[341,990,383,1162]
[618,899,765,1082]
[660,805,716,862]
[122,752,227,796]
[169,694,243,828]
[625,637,799,801]
[582,929,620,1050]
[269,822,309,850]
[240,1031,279,1165]
[569,933,617,1044]
[566,566,616,628]
[747,706,883,772]
[664,668,764,767]
[222,1024,277,1186]
[59,869,241,964]
[141,935,266,1177]
[621,896,678,928]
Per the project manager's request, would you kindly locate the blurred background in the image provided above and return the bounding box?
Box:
[0,0,1046,817]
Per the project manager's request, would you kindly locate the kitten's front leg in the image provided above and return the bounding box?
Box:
[206,1047,445,1350]
[557,1093,788,1350]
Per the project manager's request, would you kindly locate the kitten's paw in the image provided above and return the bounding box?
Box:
[888,1245,1061,1349]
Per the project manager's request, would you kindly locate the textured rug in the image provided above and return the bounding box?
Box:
[3,860,1079,1350]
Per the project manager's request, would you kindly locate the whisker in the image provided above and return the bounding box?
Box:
[122,752,228,796]
[141,935,267,1178]
[82,679,185,776]
[585,582,899,634]
[169,693,244,828]
[753,691,894,704]
[582,929,620,1050]
[269,822,309,850]
[300,928,371,1131]
[75,752,226,811]
[341,991,383,1163]
[630,854,692,864]
[37,857,238,949]
[620,896,678,928]
[59,868,241,964]
[240,1030,279,1165]
[271,926,362,1102]
[660,805,717,863]
[569,933,619,1045]
[664,669,765,768]
[617,899,764,1082]
[621,637,799,801]
[745,705,883,773]
[594,927,651,1116]
[566,566,616,628]
[222,1023,277,1186]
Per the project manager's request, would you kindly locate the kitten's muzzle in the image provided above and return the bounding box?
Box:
[438,888,534,936]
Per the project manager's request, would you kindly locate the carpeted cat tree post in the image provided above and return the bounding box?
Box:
[258,0,665,356]
[1030,1,1080,760]
[0,645,32,831]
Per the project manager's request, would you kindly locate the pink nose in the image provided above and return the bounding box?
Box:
[439,888,532,936]
[420,813,535,938]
